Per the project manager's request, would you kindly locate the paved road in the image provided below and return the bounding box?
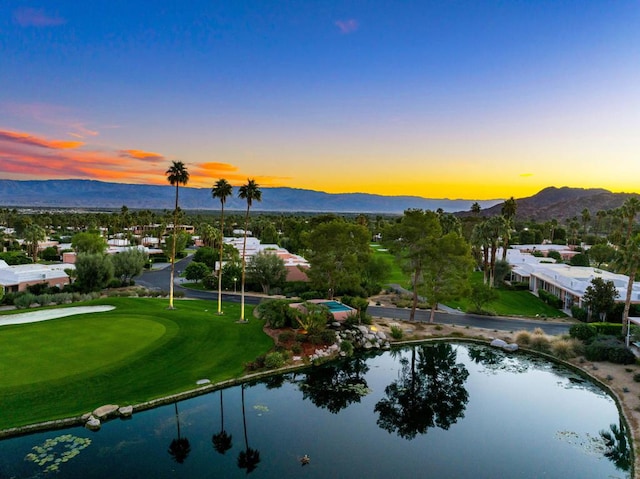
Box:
[138,256,572,336]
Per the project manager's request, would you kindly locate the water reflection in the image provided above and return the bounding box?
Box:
[375,343,469,439]
[167,402,191,464]
[600,421,632,472]
[237,384,261,474]
[298,356,372,413]
[212,390,233,455]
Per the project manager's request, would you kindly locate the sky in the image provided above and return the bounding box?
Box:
[1,1,639,200]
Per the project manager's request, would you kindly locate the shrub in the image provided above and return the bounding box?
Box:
[14,293,36,309]
[529,335,551,353]
[340,340,354,356]
[551,339,575,360]
[607,346,636,365]
[390,325,403,340]
[319,330,337,345]
[532,327,545,336]
[291,342,303,354]
[591,323,623,338]
[571,306,588,322]
[264,352,285,369]
[585,336,635,364]
[515,331,532,346]
[278,331,295,343]
[300,291,324,300]
[569,323,596,341]
[633,373,640,383]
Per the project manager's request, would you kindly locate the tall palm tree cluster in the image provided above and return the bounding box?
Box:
[165,161,261,320]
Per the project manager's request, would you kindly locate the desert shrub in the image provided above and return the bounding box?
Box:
[390,325,403,340]
[529,335,551,353]
[567,338,585,357]
[36,293,53,306]
[569,323,596,341]
[14,293,36,309]
[571,306,588,322]
[515,331,532,346]
[532,327,546,336]
[585,336,635,364]
[291,342,303,355]
[551,339,575,360]
[264,352,285,369]
[258,299,298,329]
[633,373,640,383]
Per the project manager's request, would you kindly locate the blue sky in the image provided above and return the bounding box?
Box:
[1,1,639,199]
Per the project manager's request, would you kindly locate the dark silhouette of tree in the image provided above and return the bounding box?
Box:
[212,390,233,455]
[237,384,261,474]
[299,357,371,414]
[375,343,469,440]
[600,421,631,472]
[168,402,191,464]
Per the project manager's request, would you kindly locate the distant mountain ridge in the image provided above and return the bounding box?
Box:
[0,179,501,214]
[0,180,635,219]
[459,186,640,221]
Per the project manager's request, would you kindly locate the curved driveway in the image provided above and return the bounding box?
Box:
[138,256,571,336]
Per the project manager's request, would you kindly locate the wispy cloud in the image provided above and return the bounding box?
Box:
[119,149,164,162]
[335,19,359,34]
[0,130,84,150]
[2,102,101,139]
[13,8,66,27]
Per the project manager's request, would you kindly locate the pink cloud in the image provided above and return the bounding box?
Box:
[335,19,359,34]
[119,149,165,162]
[13,8,65,27]
[0,130,84,149]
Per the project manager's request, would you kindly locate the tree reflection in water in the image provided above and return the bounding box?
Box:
[237,384,261,474]
[212,390,233,455]
[600,421,631,472]
[299,356,371,414]
[375,343,469,439]
[168,402,191,464]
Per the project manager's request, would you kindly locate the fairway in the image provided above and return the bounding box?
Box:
[0,297,274,430]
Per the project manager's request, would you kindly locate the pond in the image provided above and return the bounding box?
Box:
[0,342,631,478]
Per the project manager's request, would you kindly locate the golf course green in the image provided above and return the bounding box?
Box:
[0,297,273,430]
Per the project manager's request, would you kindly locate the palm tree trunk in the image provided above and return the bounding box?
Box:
[240,206,249,321]
[217,205,225,315]
[623,269,636,346]
[169,184,179,309]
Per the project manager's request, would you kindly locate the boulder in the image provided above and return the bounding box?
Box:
[85,415,101,431]
[503,343,519,352]
[118,405,133,417]
[490,339,508,349]
[93,404,119,419]
[376,331,387,340]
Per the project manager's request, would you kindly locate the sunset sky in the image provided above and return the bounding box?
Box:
[1,1,639,200]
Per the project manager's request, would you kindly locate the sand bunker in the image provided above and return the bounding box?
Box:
[0,306,115,327]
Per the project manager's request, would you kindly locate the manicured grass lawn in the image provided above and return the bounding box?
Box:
[0,297,273,430]
[370,243,408,286]
[445,272,568,319]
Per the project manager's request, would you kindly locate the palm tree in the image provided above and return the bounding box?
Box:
[616,233,640,345]
[238,179,262,322]
[165,161,190,309]
[212,179,233,315]
[622,197,640,244]
[23,224,46,262]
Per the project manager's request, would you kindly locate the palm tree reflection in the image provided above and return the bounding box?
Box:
[600,421,631,472]
[212,390,233,455]
[168,402,191,464]
[237,384,261,474]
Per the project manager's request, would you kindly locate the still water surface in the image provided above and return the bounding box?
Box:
[0,342,631,478]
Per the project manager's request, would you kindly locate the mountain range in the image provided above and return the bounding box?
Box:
[0,179,637,219]
[0,179,501,214]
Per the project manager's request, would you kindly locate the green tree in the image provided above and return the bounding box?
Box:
[23,224,46,262]
[306,220,371,300]
[40,246,60,262]
[246,251,287,295]
[75,253,114,292]
[165,160,190,309]
[621,197,640,244]
[470,202,481,216]
[111,248,148,284]
[469,282,499,313]
[421,233,474,322]
[582,277,619,322]
[212,178,233,315]
[238,179,262,321]
[71,231,106,255]
[184,261,210,283]
[500,197,517,260]
[193,246,218,269]
[588,244,616,268]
